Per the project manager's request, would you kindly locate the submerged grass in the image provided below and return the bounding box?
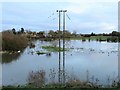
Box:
[41,46,69,52]
[36,51,48,55]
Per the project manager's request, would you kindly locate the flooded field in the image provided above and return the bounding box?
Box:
[2,40,118,86]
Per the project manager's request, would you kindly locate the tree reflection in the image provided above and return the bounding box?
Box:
[2,52,22,64]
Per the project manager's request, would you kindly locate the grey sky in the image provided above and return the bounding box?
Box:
[1,0,118,33]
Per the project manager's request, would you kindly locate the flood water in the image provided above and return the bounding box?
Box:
[2,40,118,86]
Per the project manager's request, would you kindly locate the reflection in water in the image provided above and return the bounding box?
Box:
[2,40,118,86]
[2,52,22,64]
[27,68,119,87]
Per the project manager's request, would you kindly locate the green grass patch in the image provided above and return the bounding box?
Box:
[90,36,109,40]
[41,46,68,52]
[36,51,48,55]
[65,36,111,41]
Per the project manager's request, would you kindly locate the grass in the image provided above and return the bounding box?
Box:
[2,69,120,89]
[36,51,48,55]
[90,36,109,40]
[26,69,120,88]
[41,46,69,52]
[66,36,110,40]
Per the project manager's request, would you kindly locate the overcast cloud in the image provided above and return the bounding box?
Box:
[1,0,118,33]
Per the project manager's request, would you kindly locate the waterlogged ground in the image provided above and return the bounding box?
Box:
[2,40,118,86]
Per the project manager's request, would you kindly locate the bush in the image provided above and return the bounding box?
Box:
[106,36,118,42]
[110,36,118,42]
[118,37,120,42]
[82,38,86,42]
[2,30,28,51]
[107,37,111,42]
[27,70,45,87]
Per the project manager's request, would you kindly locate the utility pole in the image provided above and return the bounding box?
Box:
[63,10,67,84]
[56,10,62,84]
[57,10,67,84]
[118,2,120,84]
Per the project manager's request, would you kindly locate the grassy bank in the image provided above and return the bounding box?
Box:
[66,36,109,40]
[65,36,120,42]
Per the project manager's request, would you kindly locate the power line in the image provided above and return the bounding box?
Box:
[66,14,71,20]
[48,12,57,21]
[66,14,81,33]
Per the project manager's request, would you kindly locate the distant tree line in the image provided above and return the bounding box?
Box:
[6,28,120,38]
[2,28,120,42]
[81,31,120,37]
[1,28,120,51]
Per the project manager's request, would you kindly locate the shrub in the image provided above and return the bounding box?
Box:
[2,30,28,51]
[27,70,45,87]
[107,37,111,42]
[82,38,86,42]
[107,36,118,42]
